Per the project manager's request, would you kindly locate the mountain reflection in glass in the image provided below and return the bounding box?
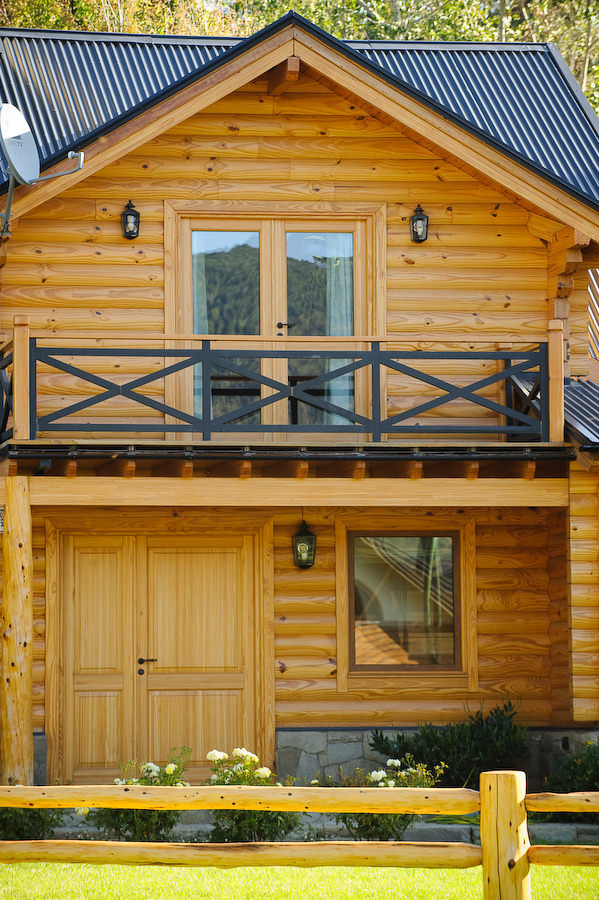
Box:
[352,535,456,668]
[192,232,260,423]
[286,232,354,426]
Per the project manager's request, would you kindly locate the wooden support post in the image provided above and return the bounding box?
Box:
[12,316,30,441]
[0,476,33,785]
[480,771,530,900]
[548,319,564,443]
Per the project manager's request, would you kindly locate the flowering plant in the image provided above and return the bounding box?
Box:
[311,755,445,841]
[88,747,191,841]
[206,747,300,842]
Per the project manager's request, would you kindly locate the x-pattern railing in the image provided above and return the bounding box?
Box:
[20,339,549,442]
[0,348,13,443]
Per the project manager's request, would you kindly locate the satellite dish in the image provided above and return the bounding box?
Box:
[0,104,40,185]
[0,103,84,237]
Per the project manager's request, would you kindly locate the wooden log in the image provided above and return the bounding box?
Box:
[528,845,599,867]
[0,476,33,785]
[525,791,599,814]
[480,771,530,900]
[0,783,480,814]
[548,320,564,443]
[0,838,483,868]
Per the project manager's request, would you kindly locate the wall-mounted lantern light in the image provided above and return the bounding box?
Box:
[292,520,317,569]
[121,200,140,240]
[410,204,429,243]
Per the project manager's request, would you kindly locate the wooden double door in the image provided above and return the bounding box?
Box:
[57,532,259,784]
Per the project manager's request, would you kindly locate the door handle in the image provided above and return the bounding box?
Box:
[276,322,296,330]
[138,657,157,665]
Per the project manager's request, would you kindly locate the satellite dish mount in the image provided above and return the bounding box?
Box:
[0,104,84,237]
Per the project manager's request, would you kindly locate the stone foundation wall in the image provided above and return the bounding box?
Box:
[275,727,599,791]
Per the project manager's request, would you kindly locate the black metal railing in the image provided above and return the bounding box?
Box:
[0,348,13,443]
[3,338,549,443]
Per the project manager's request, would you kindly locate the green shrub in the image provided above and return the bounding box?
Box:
[370,701,527,789]
[206,748,300,842]
[542,738,599,823]
[0,807,64,840]
[87,747,191,841]
[312,755,444,841]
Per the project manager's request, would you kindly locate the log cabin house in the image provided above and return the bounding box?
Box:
[0,12,598,786]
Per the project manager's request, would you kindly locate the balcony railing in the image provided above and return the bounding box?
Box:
[0,319,565,445]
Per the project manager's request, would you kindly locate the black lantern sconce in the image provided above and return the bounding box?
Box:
[292,520,317,569]
[410,204,429,243]
[121,200,140,240]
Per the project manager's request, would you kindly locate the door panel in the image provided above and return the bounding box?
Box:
[62,535,135,784]
[61,533,257,784]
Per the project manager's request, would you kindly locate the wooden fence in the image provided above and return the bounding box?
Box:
[0,771,597,899]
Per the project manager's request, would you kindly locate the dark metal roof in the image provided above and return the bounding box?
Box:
[0,13,598,206]
[564,377,599,448]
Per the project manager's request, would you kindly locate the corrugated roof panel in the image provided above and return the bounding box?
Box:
[358,44,599,203]
[0,23,597,207]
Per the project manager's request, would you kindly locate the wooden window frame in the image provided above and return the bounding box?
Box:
[164,199,386,338]
[335,513,478,693]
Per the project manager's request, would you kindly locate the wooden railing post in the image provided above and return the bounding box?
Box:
[12,315,30,440]
[481,771,530,900]
[548,319,564,443]
[0,476,33,785]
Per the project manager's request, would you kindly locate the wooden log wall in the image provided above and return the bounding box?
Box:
[569,243,599,378]
[0,69,566,435]
[569,461,599,721]
[0,503,571,734]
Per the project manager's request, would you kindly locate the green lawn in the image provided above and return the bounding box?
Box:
[0,865,597,899]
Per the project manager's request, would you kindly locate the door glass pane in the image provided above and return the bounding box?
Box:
[192,232,260,424]
[286,232,354,426]
[352,535,456,668]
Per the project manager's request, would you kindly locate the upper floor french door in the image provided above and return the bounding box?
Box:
[165,202,386,442]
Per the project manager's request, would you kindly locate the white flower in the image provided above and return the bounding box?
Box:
[76,807,89,817]
[255,766,271,779]
[378,781,386,787]
[210,774,218,783]
[387,779,395,788]
[232,747,259,763]
[368,770,387,782]
[113,778,124,786]
[310,779,319,785]
[141,762,160,777]
[165,763,176,775]
[276,782,283,787]
[386,759,403,769]
[206,749,229,762]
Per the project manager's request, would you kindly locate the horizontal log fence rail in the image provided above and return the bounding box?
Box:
[0,319,565,445]
[0,773,597,899]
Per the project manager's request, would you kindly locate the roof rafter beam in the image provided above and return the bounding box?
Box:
[268,56,300,94]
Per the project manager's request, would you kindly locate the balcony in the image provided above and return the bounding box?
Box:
[0,320,565,448]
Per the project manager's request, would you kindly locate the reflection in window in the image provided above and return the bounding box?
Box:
[192,232,260,422]
[352,535,456,669]
[286,232,354,425]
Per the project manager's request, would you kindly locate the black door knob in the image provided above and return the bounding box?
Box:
[138,657,157,664]
[138,668,144,675]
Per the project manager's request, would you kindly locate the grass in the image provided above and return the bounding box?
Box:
[0,864,597,898]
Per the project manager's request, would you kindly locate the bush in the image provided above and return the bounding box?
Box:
[206,747,301,842]
[87,747,191,841]
[312,755,444,841]
[542,738,599,823]
[0,807,64,840]
[370,701,527,789]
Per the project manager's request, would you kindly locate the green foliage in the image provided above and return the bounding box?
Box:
[312,755,443,841]
[370,701,527,789]
[542,738,599,823]
[87,747,191,842]
[206,747,301,842]
[0,806,63,840]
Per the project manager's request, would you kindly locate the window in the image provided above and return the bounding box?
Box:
[350,532,459,670]
[335,514,477,692]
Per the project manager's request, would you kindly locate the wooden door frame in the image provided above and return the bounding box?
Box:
[45,510,275,784]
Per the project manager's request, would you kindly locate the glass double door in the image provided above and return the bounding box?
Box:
[191,220,358,435]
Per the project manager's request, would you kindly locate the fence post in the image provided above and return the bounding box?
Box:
[547,319,564,443]
[12,315,30,440]
[480,771,530,900]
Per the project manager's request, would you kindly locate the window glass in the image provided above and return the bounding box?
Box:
[352,534,456,668]
[286,232,354,424]
[192,231,260,335]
